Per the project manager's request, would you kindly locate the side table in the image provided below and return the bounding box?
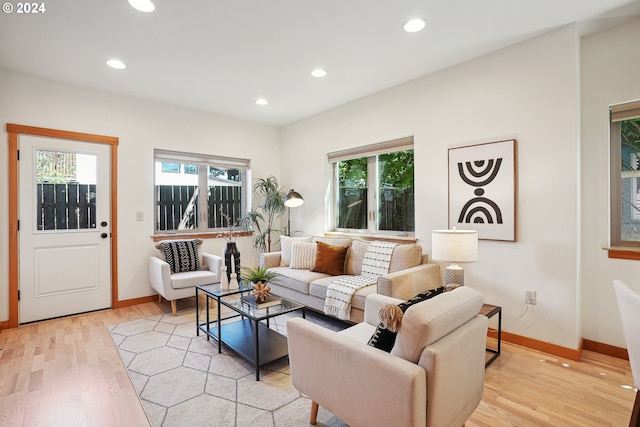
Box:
[479,303,502,367]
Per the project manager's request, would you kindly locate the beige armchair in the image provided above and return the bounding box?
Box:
[148,239,222,315]
[287,286,488,427]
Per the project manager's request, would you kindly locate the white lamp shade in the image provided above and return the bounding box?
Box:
[431,229,478,263]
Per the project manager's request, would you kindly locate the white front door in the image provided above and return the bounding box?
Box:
[18,135,111,323]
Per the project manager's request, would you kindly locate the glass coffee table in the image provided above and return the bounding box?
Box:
[196,282,305,380]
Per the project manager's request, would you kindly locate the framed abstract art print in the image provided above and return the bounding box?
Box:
[448,139,517,241]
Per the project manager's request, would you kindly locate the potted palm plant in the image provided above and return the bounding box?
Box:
[240,266,280,286]
[240,176,286,253]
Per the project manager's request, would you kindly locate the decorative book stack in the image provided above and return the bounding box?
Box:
[241,294,282,309]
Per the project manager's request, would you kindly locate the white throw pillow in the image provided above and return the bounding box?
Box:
[280,235,313,266]
[289,242,316,269]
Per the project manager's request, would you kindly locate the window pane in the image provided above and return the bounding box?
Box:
[162,162,180,173]
[36,150,97,231]
[155,161,199,231]
[378,149,414,232]
[619,118,640,242]
[154,150,250,235]
[183,164,198,174]
[337,158,368,229]
[207,167,243,228]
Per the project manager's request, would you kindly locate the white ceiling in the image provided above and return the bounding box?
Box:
[1,0,639,126]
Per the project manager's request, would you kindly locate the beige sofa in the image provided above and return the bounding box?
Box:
[260,236,440,323]
[287,286,488,427]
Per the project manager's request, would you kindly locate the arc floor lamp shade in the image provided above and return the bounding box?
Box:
[284,189,304,207]
[284,189,304,236]
[431,229,478,286]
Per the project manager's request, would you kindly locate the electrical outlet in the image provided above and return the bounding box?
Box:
[525,290,536,305]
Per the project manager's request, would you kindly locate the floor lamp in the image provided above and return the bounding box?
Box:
[284,189,304,236]
[431,228,478,287]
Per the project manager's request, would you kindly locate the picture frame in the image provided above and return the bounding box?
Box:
[448,139,517,241]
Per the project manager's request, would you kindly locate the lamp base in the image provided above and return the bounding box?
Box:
[444,264,464,287]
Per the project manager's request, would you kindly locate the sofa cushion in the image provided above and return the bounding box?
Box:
[346,239,370,275]
[161,240,201,273]
[312,237,352,248]
[390,286,484,363]
[267,267,328,294]
[388,243,422,273]
[309,276,376,311]
[280,236,313,266]
[290,242,316,269]
[312,242,349,276]
[170,270,218,289]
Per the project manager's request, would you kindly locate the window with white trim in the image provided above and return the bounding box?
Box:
[329,137,415,235]
[154,149,250,234]
[610,100,640,248]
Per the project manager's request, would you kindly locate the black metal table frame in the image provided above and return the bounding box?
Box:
[481,303,502,367]
[195,283,305,380]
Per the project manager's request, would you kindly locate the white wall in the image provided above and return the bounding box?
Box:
[0,69,280,319]
[581,17,640,348]
[282,25,583,349]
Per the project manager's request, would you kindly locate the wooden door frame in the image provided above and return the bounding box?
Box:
[6,124,119,328]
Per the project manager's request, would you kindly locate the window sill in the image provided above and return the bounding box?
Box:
[606,247,640,260]
[325,231,416,244]
[152,231,252,243]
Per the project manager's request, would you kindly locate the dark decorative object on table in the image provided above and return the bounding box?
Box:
[224,242,241,281]
[220,206,241,281]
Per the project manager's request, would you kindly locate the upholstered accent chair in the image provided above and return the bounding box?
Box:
[613,280,640,427]
[287,286,488,427]
[148,239,222,315]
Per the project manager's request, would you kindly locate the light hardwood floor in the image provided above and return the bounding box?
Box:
[0,298,636,427]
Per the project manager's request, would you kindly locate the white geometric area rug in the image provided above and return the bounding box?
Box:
[109,306,349,427]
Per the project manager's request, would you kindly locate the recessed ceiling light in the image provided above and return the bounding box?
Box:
[403,18,426,33]
[256,98,268,106]
[128,0,155,12]
[106,59,127,69]
[311,68,327,78]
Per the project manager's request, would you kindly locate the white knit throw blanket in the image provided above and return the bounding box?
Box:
[324,241,397,320]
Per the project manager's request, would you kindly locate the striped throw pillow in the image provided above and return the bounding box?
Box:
[289,242,316,269]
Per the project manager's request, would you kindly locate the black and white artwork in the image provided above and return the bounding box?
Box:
[448,139,516,241]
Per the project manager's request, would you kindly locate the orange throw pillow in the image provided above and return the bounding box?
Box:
[312,241,349,276]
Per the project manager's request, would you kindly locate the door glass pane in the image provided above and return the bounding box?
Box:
[155,161,199,231]
[36,150,97,230]
[620,118,640,242]
[378,149,415,232]
[337,158,368,229]
[208,167,243,228]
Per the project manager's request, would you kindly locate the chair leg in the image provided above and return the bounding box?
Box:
[158,294,162,303]
[171,300,177,316]
[310,401,319,425]
[631,390,640,427]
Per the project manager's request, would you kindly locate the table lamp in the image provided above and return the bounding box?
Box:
[431,228,478,286]
[284,189,304,236]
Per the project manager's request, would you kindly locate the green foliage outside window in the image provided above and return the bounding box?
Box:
[337,149,414,232]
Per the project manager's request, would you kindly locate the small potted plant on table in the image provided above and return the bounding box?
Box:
[240,266,280,303]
